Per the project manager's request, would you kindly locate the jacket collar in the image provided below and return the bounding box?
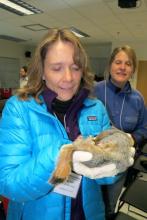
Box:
[27,88,96,116]
[107,78,132,94]
[42,87,90,113]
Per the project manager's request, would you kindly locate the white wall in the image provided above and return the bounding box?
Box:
[0,40,34,88]
[112,41,147,60]
[84,42,112,77]
[0,40,29,66]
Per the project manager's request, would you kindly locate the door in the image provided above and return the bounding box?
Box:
[136,61,147,105]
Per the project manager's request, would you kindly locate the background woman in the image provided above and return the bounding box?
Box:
[94,45,147,220]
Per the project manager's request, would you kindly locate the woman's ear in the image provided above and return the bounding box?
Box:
[42,75,45,80]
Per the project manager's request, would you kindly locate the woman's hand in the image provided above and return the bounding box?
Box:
[72,151,117,179]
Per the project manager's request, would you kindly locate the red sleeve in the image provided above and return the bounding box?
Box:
[2,197,9,214]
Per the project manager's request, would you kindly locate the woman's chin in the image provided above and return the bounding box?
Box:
[57,96,73,102]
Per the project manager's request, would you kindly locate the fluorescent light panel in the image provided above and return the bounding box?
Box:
[0,34,26,42]
[69,27,89,38]
[22,24,49,31]
[0,0,43,16]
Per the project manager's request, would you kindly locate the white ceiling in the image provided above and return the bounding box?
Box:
[0,0,147,46]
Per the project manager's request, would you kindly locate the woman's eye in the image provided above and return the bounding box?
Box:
[126,62,132,66]
[115,60,121,65]
[71,65,80,71]
[114,60,132,67]
[51,66,62,71]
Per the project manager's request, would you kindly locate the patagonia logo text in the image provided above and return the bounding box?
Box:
[87,116,97,121]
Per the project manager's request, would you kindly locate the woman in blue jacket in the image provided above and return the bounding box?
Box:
[94,45,147,220]
[0,29,132,220]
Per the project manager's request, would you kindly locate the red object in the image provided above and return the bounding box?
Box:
[2,197,9,214]
[0,88,12,99]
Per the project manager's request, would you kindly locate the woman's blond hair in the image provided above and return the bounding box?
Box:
[17,28,94,101]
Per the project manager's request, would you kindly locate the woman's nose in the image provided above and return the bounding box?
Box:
[120,63,126,69]
[64,68,73,81]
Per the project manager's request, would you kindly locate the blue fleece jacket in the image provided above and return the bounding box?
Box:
[94,79,147,147]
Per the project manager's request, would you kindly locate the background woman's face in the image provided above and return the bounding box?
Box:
[43,40,83,101]
[20,68,27,78]
[110,51,134,88]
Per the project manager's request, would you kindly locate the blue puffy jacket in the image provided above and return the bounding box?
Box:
[0,95,117,220]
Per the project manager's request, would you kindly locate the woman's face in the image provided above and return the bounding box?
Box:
[110,51,134,88]
[43,40,83,101]
[20,68,27,77]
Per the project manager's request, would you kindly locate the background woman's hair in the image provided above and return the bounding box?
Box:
[17,28,94,101]
[22,66,28,73]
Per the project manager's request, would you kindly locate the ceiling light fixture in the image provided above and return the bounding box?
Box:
[69,27,89,38]
[22,24,49,31]
[0,0,43,16]
[0,34,26,42]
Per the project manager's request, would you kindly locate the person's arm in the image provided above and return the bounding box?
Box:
[131,96,147,147]
[0,97,70,202]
